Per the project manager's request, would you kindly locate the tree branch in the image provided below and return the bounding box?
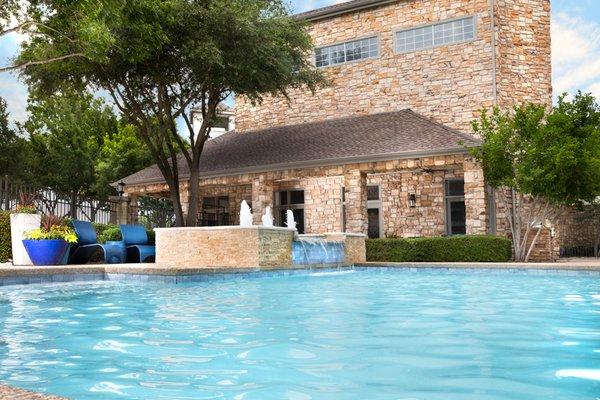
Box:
[0,53,85,73]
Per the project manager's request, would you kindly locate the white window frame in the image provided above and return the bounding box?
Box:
[393,16,477,54]
[314,35,380,68]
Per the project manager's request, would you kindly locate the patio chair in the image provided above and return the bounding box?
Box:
[120,224,156,263]
[68,220,125,264]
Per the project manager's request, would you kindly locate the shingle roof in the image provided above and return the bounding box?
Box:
[119,110,480,186]
[295,0,399,21]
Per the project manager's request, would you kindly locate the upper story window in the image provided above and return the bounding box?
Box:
[395,16,476,53]
[315,36,379,68]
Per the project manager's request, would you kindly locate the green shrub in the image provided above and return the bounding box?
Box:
[96,225,155,244]
[98,227,122,243]
[366,235,512,263]
[93,223,118,237]
[0,212,11,263]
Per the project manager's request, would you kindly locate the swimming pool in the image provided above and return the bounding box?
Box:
[0,268,598,399]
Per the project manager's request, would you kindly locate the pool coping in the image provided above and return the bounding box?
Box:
[0,384,67,399]
[0,261,598,286]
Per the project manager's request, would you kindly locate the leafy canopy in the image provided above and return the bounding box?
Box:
[471,92,600,207]
[19,0,326,226]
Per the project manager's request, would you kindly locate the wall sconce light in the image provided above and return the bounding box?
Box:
[117,181,126,197]
[408,193,416,208]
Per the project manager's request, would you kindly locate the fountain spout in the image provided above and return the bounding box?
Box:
[239,200,253,227]
[285,210,296,230]
[261,206,274,227]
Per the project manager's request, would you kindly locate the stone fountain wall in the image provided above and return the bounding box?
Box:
[155,227,366,269]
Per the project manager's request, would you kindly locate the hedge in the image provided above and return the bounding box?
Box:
[366,235,512,263]
[95,224,155,244]
[0,212,10,263]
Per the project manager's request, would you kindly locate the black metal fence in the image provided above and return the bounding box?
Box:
[1,176,175,228]
[560,246,598,258]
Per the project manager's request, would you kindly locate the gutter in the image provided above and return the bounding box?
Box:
[122,146,476,187]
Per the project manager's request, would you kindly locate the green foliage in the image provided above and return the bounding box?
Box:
[0,97,31,182]
[366,236,512,263]
[93,123,154,199]
[95,224,154,245]
[20,0,327,226]
[24,89,118,199]
[471,92,600,207]
[98,226,121,244]
[0,212,11,263]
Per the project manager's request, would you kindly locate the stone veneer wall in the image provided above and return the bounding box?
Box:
[495,0,552,109]
[155,227,294,268]
[127,153,488,238]
[236,0,496,133]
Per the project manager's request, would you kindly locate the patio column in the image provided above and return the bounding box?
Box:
[463,156,488,234]
[251,175,274,225]
[343,169,368,234]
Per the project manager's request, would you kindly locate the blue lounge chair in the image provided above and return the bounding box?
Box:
[120,224,155,263]
[69,220,125,264]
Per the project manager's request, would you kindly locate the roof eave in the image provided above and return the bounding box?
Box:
[122,146,476,188]
[295,0,399,22]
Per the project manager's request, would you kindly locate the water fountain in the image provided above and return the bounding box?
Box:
[261,206,274,228]
[285,210,296,230]
[239,200,253,227]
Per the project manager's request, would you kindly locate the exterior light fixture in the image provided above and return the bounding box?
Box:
[408,193,416,208]
[117,181,126,197]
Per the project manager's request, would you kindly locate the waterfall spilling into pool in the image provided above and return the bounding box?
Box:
[292,237,345,264]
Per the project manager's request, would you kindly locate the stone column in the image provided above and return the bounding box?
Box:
[343,169,368,234]
[109,195,130,225]
[127,194,139,224]
[251,175,274,225]
[463,157,488,235]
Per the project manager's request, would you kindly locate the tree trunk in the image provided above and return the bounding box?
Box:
[164,177,185,227]
[186,168,200,227]
[70,191,78,219]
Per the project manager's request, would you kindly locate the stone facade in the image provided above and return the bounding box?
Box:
[235,0,552,133]
[127,153,488,239]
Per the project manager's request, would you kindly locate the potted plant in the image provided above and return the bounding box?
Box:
[10,192,42,266]
[22,215,78,266]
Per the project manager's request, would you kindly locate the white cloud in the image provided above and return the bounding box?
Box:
[552,12,600,98]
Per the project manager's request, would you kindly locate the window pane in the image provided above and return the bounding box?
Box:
[294,209,305,234]
[397,17,474,53]
[290,190,304,205]
[279,191,288,206]
[449,201,466,235]
[367,185,380,201]
[368,208,380,239]
[315,36,378,67]
[446,180,465,196]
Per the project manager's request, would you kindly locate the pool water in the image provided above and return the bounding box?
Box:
[0,269,598,400]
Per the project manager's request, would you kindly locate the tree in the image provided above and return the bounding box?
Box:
[0,0,112,73]
[20,0,326,226]
[472,92,600,261]
[93,122,154,200]
[0,96,30,183]
[24,89,118,218]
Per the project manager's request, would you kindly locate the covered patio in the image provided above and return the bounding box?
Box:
[119,110,489,238]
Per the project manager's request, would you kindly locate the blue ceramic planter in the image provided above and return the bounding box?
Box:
[22,239,70,266]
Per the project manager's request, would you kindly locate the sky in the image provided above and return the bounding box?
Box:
[1,0,599,125]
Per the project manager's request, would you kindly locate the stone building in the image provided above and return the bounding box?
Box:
[120,0,555,252]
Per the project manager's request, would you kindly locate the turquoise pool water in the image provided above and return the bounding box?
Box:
[0,269,598,400]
